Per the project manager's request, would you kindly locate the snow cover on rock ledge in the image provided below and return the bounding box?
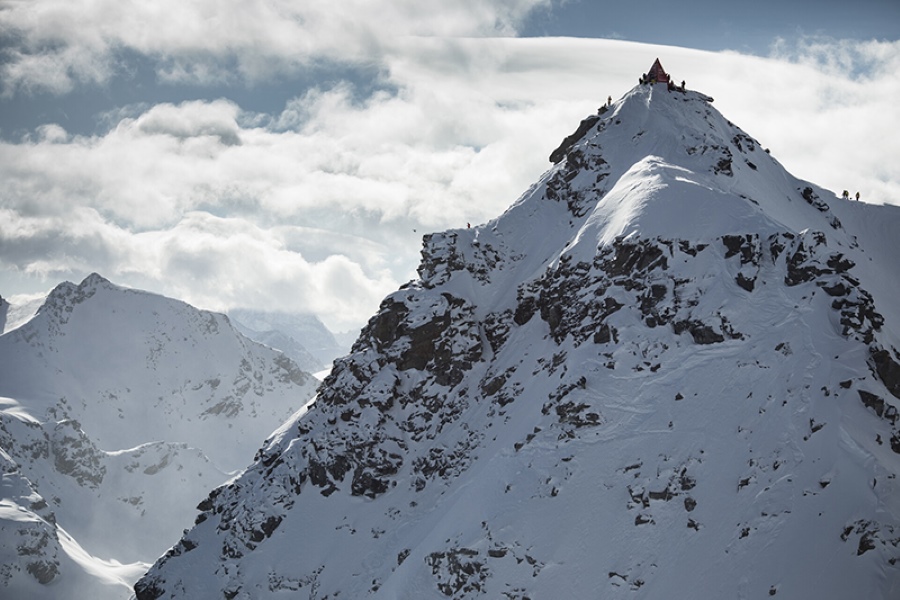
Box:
[137,83,900,599]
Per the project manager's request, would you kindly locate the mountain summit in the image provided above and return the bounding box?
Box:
[137,77,900,599]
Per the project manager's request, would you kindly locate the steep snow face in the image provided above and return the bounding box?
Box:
[136,84,900,600]
[0,275,318,599]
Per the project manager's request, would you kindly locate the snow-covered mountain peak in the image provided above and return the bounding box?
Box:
[2,273,317,469]
[0,275,319,598]
[416,82,851,318]
[136,77,900,599]
[39,271,113,310]
[541,83,846,257]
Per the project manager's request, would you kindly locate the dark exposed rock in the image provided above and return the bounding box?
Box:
[722,234,755,262]
[601,240,668,278]
[640,284,668,314]
[827,254,855,273]
[553,401,600,428]
[785,240,828,286]
[635,513,654,525]
[249,516,283,543]
[26,560,59,584]
[715,157,733,176]
[871,348,900,400]
[674,320,725,345]
[678,241,708,257]
[800,186,830,213]
[721,235,760,291]
[859,390,887,419]
[416,231,509,288]
[411,434,480,489]
[735,273,755,292]
[351,468,391,499]
[134,580,166,600]
[51,420,106,488]
[648,486,675,501]
[483,310,512,352]
[398,314,449,372]
[425,547,487,597]
[370,299,408,349]
[830,289,884,344]
[417,232,465,287]
[820,282,850,297]
[545,147,611,216]
[857,534,876,556]
[593,323,618,345]
[731,133,757,153]
[549,115,601,164]
[514,296,538,326]
[481,373,507,397]
[769,234,790,262]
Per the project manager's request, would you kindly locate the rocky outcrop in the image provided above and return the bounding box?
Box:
[549,114,601,164]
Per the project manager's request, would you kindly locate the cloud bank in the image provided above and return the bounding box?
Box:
[0,0,549,94]
[1,2,897,332]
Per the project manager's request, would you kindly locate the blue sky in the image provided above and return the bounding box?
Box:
[522,1,899,51]
[1,1,898,331]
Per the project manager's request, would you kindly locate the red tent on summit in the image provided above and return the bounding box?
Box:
[647,58,669,84]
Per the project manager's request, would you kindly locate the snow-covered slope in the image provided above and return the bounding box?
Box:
[136,82,900,599]
[0,275,319,599]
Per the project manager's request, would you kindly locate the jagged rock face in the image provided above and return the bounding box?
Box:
[0,454,62,590]
[136,85,900,599]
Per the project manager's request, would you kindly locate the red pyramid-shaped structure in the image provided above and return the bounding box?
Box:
[647,58,668,83]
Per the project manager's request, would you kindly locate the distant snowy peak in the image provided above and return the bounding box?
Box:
[135,81,900,600]
[36,272,133,324]
[0,272,316,470]
[0,273,320,598]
